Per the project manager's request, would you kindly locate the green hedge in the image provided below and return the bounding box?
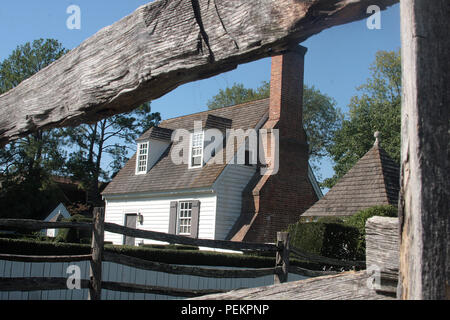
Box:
[287,205,398,262]
[344,205,398,260]
[0,232,55,242]
[0,238,91,256]
[0,238,323,270]
[287,221,359,262]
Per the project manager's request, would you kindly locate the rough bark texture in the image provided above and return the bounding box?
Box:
[366,217,399,294]
[398,0,449,300]
[0,0,397,146]
[191,270,394,300]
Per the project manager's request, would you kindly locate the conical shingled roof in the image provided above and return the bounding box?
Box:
[302,136,399,217]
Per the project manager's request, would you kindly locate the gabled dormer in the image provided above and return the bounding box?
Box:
[135,127,173,175]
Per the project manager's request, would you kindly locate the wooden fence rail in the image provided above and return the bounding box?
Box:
[0,208,364,299]
[101,281,227,298]
[103,251,278,279]
[104,222,277,252]
[0,277,91,292]
[289,247,366,269]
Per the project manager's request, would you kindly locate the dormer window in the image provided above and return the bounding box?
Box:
[190,131,204,168]
[136,142,149,174]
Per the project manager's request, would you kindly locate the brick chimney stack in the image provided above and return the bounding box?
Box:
[229,45,319,244]
[269,45,307,140]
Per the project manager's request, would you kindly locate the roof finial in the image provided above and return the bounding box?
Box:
[374,131,381,146]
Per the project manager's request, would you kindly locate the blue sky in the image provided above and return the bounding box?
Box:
[0,1,401,189]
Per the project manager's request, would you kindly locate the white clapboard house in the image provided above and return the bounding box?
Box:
[102,46,323,246]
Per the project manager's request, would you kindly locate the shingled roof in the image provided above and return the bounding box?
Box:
[102,99,269,196]
[301,134,400,217]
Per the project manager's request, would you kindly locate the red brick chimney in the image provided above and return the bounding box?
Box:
[269,45,308,141]
[229,45,318,243]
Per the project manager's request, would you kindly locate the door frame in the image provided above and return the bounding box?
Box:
[123,213,138,246]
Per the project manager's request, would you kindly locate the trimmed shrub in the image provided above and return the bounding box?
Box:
[316,216,345,224]
[344,205,398,260]
[287,221,359,262]
[0,238,91,256]
[288,205,398,263]
[0,232,55,242]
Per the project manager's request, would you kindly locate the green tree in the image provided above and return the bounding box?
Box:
[323,50,401,188]
[0,39,68,219]
[207,83,270,110]
[63,103,161,206]
[207,82,342,168]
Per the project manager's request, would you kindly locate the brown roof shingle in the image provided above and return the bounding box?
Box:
[301,144,400,217]
[102,99,269,196]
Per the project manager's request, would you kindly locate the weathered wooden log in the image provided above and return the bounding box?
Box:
[102,280,226,298]
[103,251,277,279]
[0,219,92,231]
[191,270,394,300]
[0,0,397,146]
[365,216,399,295]
[290,247,365,269]
[104,222,277,252]
[288,265,338,278]
[0,254,92,263]
[398,0,449,300]
[0,277,90,292]
[89,207,104,300]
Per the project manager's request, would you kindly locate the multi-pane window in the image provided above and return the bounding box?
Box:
[137,142,149,173]
[190,132,204,168]
[177,201,193,235]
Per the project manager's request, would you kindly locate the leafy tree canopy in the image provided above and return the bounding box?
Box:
[0,39,68,219]
[323,50,401,188]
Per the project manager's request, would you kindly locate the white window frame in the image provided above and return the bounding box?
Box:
[177,201,193,236]
[136,141,149,174]
[189,131,204,169]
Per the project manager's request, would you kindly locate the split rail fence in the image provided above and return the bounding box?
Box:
[0,208,364,300]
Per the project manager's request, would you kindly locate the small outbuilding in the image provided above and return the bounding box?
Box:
[42,203,71,237]
[301,132,400,220]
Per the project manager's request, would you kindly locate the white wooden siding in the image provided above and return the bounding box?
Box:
[0,259,307,300]
[213,163,256,240]
[104,193,217,245]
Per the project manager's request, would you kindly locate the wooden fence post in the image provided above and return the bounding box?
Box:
[89,207,105,300]
[274,232,290,284]
[399,0,449,300]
